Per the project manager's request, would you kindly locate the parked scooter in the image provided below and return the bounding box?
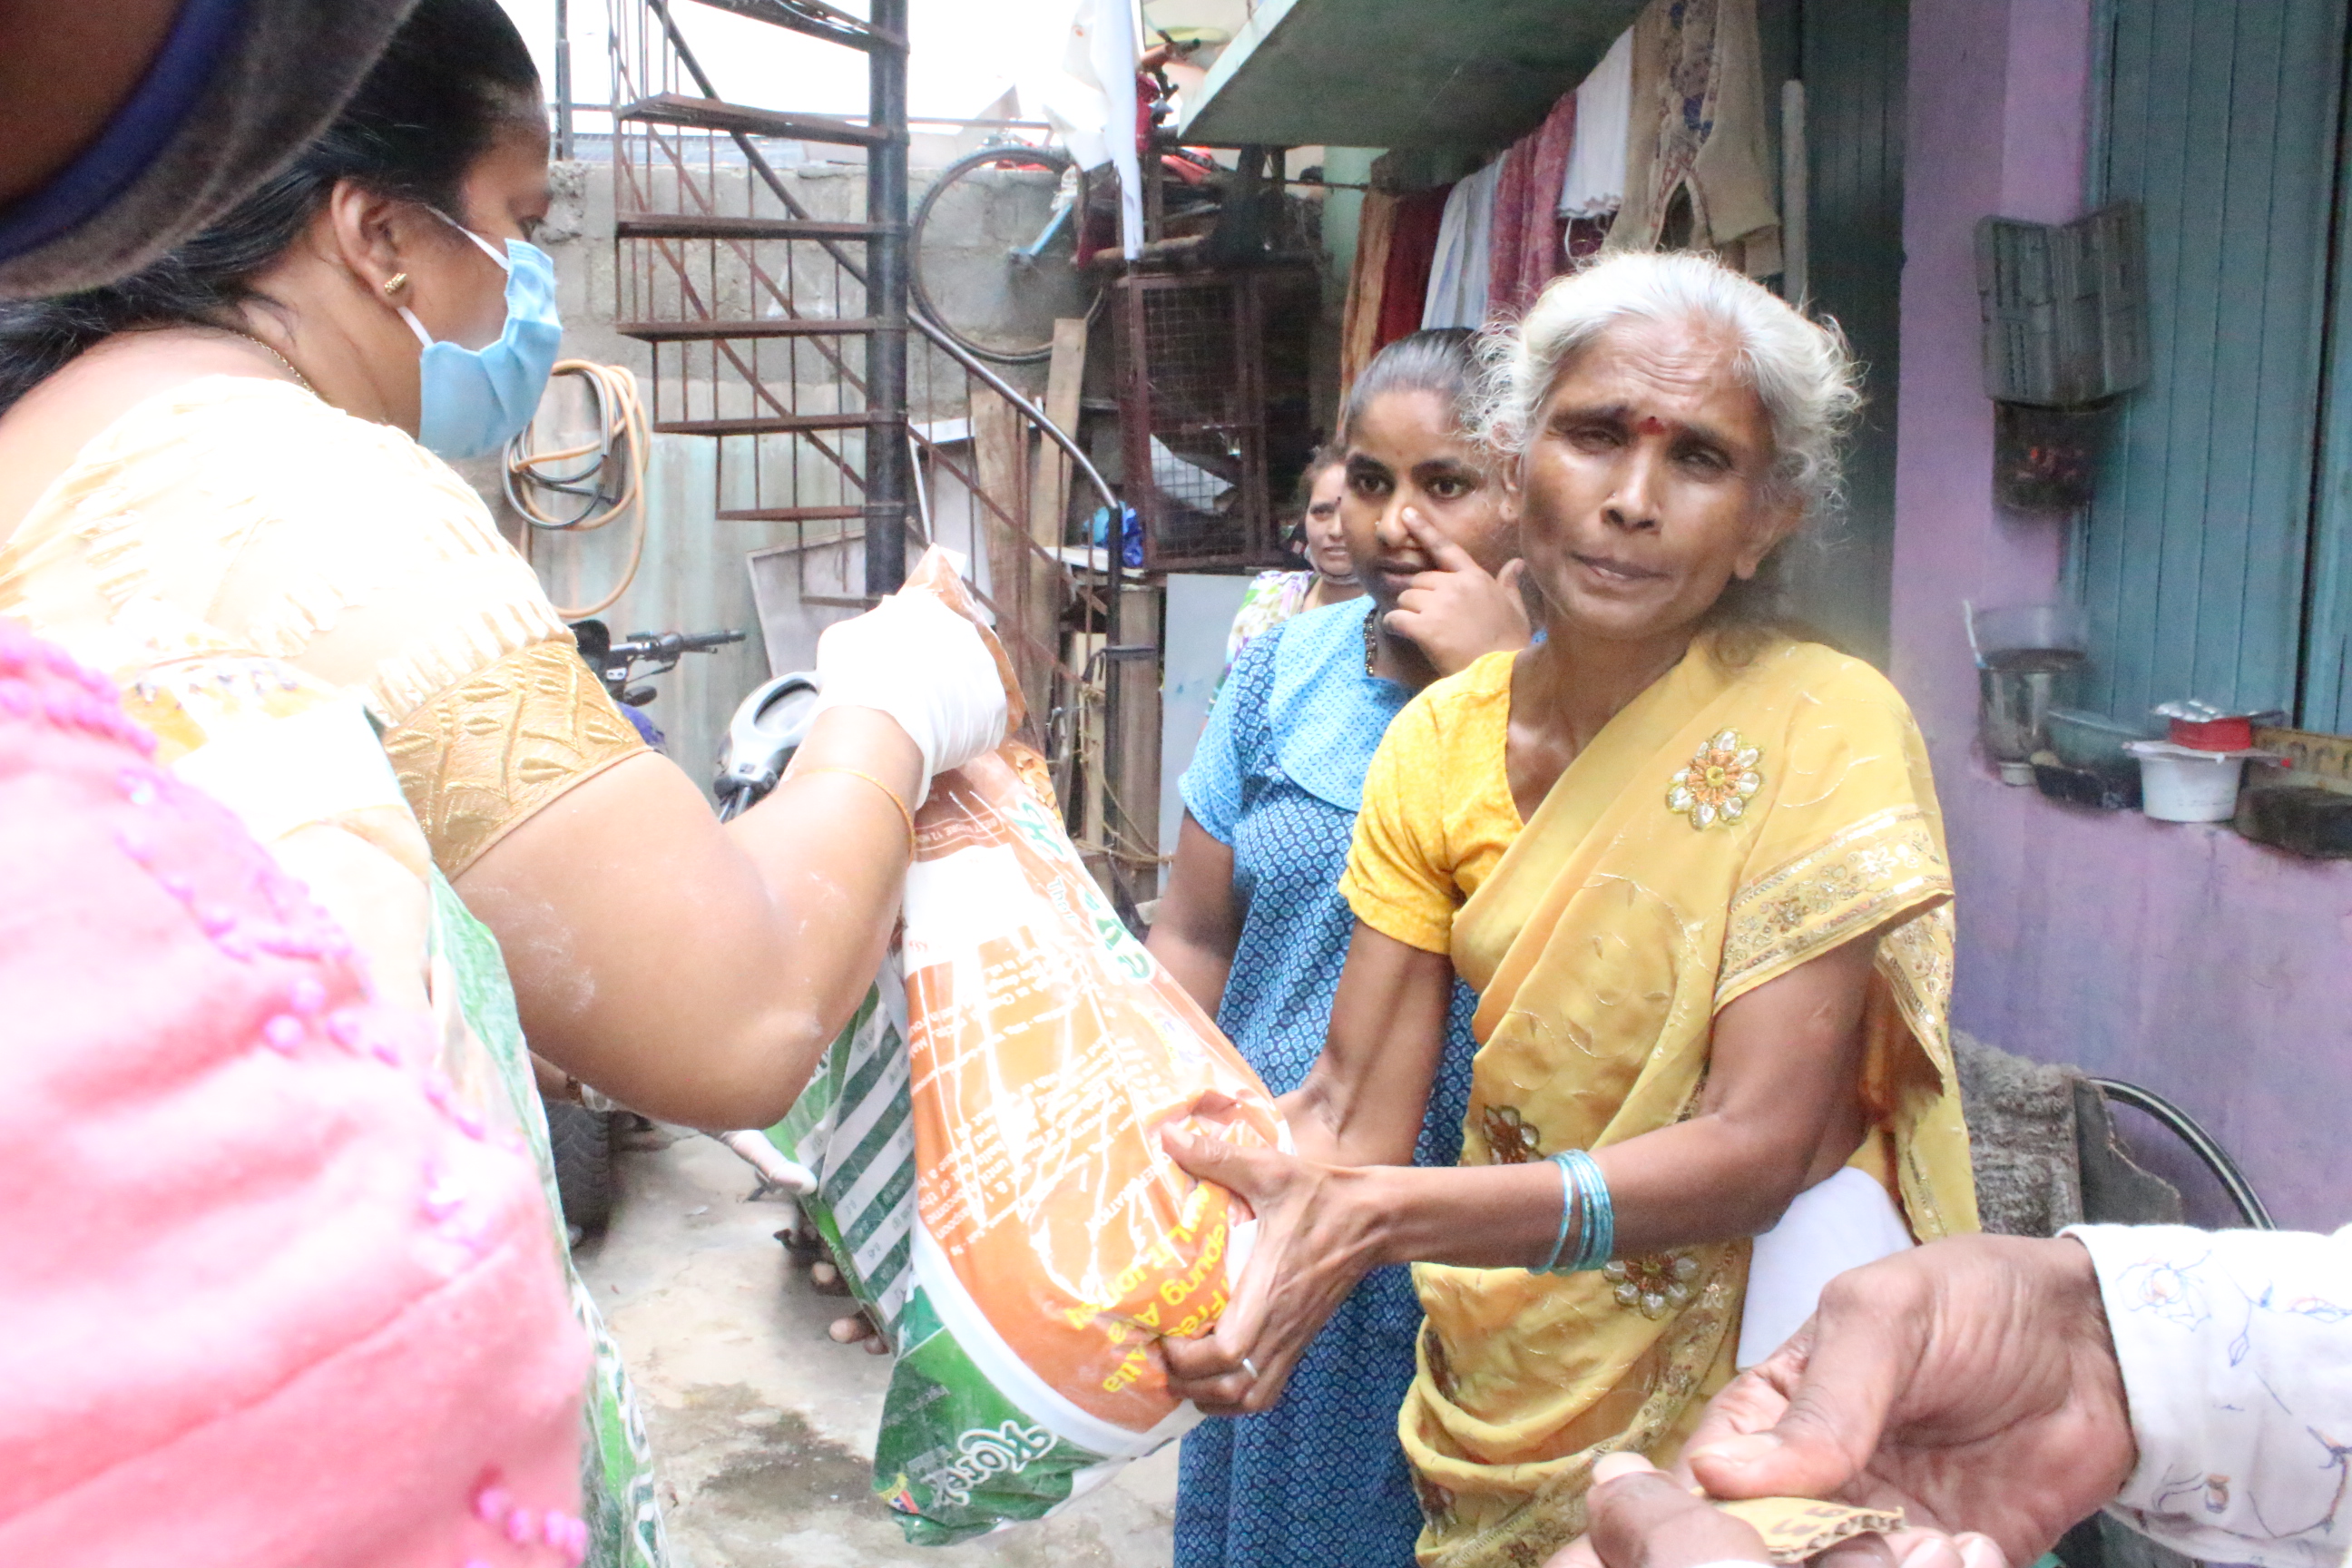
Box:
[703,672,828,1217]
[544,618,744,1242]
[713,671,822,822]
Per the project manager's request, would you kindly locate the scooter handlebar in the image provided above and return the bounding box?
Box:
[609,628,746,662]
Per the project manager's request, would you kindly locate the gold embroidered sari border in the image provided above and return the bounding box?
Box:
[1717,805,1952,1006]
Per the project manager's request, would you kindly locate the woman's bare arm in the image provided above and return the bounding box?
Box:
[455,707,924,1130]
[1162,930,1882,1413]
[1369,932,1877,1265]
[1283,920,1456,1166]
[1144,812,1243,1016]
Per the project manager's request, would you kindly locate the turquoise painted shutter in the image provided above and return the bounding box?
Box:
[2082,0,2347,720]
[2305,55,2352,731]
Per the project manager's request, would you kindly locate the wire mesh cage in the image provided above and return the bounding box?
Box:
[1113,266,1320,571]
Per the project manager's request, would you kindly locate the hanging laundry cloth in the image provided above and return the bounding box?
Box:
[1488,143,1537,323]
[1559,25,1635,223]
[1377,182,1452,348]
[1422,158,1504,329]
[1339,191,1399,397]
[1488,90,1578,320]
[1607,0,1780,277]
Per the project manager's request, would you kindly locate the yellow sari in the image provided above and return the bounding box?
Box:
[1342,634,1977,1567]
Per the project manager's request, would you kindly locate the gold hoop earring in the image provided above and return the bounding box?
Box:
[381,272,409,297]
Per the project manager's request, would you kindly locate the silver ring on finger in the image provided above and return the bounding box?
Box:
[1240,1356,1260,1379]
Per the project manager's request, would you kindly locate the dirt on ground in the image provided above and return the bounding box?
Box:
[571,1126,1180,1568]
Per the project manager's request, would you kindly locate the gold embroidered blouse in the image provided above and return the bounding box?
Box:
[0,376,643,876]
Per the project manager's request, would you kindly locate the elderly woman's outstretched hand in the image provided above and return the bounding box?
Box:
[1549,1237,2138,1568]
[1154,1124,1382,1416]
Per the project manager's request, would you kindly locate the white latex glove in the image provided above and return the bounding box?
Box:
[809,590,1009,807]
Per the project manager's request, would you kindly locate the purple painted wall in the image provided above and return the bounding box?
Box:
[1891,0,2352,1231]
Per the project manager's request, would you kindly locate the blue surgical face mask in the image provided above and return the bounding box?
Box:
[398,211,563,460]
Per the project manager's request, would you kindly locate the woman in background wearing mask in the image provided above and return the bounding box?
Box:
[0,3,1003,1560]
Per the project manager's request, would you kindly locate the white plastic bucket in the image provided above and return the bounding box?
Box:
[2134,750,2245,822]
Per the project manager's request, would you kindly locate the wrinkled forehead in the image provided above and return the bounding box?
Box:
[1543,313,1772,443]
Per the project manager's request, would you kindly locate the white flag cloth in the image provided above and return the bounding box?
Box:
[1038,0,1143,258]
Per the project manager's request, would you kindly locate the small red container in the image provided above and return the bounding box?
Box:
[2168,714,2255,751]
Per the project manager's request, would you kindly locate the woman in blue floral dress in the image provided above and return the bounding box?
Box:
[1147,329,1529,1568]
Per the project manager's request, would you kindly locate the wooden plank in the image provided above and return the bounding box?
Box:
[967,389,1054,725]
[1027,318,1091,564]
[1068,630,1107,858]
[1110,585,1163,885]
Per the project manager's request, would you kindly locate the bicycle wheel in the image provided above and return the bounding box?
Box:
[911,143,1102,365]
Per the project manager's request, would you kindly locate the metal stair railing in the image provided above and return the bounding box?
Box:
[603,0,1152,902]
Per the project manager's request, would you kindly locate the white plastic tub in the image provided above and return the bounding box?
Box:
[2124,740,2257,822]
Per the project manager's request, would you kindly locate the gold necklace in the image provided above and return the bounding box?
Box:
[216,327,315,394]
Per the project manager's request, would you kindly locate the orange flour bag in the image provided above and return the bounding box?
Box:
[866,552,1286,1542]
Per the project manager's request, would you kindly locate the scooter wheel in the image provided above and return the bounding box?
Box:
[546,1100,614,1240]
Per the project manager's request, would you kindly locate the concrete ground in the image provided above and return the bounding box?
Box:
[572,1126,1180,1568]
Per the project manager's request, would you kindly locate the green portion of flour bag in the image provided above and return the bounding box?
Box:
[762,961,916,1338]
[869,1291,1107,1544]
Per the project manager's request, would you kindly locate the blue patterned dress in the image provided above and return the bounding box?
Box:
[1173,598,1479,1568]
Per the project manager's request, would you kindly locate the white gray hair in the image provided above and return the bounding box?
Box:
[1478,250,1862,522]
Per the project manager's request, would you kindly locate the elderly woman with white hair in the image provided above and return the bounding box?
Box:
[1159,250,1980,1568]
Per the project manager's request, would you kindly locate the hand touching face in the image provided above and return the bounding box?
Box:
[1514,314,1798,647]
[1339,387,1519,608]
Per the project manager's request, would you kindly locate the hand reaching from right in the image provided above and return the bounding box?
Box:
[1683,1236,2136,1565]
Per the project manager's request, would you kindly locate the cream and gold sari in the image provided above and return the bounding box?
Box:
[1348,634,1977,1567]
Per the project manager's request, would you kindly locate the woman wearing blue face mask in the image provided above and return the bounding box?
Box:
[0,4,1007,1562]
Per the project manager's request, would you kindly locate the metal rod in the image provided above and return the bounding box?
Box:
[2087,1078,2276,1230]
[554,0,574,160]
[863,0,909,596]
[907,314,1118,520]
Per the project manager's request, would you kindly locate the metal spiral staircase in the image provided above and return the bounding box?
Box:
[605,0,1157,911]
